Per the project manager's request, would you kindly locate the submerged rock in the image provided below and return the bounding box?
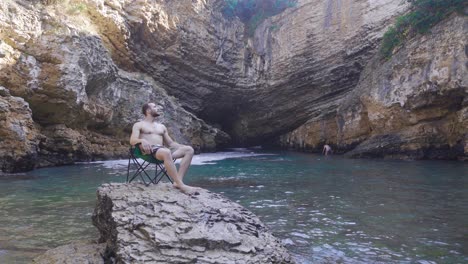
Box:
[92,183,294,263]
[33,240,106,264]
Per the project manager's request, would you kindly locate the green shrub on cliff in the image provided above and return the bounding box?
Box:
[380,0,466,59]
[222,0,297,36]
[67,2,87,15]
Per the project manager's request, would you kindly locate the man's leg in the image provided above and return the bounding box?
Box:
[155,148,180,183]
[171,145,194,180]
[155,148,198,193]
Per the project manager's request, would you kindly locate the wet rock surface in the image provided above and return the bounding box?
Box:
[92,183,294,263]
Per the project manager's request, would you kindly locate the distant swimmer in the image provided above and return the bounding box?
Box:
[322,144,333,156]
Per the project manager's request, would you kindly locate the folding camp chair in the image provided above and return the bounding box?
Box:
[127,144,174,186]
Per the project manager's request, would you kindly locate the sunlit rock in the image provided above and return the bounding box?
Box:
[92,183,294,263]
[282,14,467,160]
[0,0,229,172]
[0,0,465,170]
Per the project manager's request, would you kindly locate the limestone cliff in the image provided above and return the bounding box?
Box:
[0,0,230,172]
[228,0,408,144]
[99,0,408,144]
[0,0,465,172]
[281,14,467,160]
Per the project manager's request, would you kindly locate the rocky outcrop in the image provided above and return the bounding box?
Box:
[92,183,294,263]
[0,0,229,172]
[0,86,39,172]
[281,14,468,160]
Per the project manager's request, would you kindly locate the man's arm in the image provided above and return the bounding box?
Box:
[130,123,151,153]
[162,125,181,148]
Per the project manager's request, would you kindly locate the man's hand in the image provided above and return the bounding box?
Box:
[140,139,152,155]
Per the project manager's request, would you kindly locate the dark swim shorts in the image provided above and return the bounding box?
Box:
[150,145,164,155]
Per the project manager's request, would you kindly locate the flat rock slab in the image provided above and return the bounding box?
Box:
[92,183,294,263]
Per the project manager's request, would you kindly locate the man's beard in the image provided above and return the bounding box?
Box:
[151,111,160,117]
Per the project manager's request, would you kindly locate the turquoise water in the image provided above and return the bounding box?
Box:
[0,150,467,263]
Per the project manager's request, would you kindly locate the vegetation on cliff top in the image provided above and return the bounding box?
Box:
[380,0,466,59]
[222,0,297,36]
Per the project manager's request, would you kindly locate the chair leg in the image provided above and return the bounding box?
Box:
[127,156,131,183]
[129,158,154,186]
[127,154,176,186]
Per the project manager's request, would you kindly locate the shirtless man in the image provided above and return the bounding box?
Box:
[322,144,333,156]
[130,102,198,193]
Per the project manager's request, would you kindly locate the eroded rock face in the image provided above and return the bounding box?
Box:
[0,0,229,172]
[228,0,408,143]
[1,0,407,143]
[0,0,464,170]
[281,14,468,160]
[0,86,39,172]
[92,183,294,263]
[98,0,407,144]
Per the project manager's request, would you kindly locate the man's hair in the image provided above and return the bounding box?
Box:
[142,103,152,116]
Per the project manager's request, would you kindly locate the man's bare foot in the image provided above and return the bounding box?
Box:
[173,183,200,195]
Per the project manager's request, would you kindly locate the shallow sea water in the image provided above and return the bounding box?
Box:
[0,150,467,263]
